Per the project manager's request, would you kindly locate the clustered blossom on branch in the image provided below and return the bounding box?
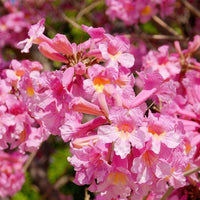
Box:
[0,0,57,68]
[105,0,175,25]
[2,19,196,199]
[0,58,48,197]
[0,58,48,152]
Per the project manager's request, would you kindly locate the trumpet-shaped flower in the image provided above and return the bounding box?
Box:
[98,107,145,159]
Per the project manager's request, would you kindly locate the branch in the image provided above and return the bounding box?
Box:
[23,151,37,171]
[128,33,184,41]
[160,166,200,200]
[51,3,82,30]
[54,175,73,189]
[84,188,90,200]
[152,15,180,36]
[161,186,174,200]
[180,0,200,18]
[61,13,82,30]
[76,0,104,20]
[184,166,200,177]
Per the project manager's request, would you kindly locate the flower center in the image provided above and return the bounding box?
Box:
[141,5,151,15]
[142,150,157,167]
[148,127,165,138]
[117,123,133,139]
[93,77,110,92]
[108,172,128,185]
[26,87,35,96]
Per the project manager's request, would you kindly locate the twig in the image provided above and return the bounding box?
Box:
[146,101,155,112]
[54,175,73,189]
[160,167,200,200]
[23,151,37,171]
[184,166,200,177]
[128,33,184,41]
[61,13,82,30]
[152,15,180,36]
[161,186,174,200]
[84,188,90,200]
[145,34,184,40]
[180,0,200,18]
[76,0,103,20]
[51,3,82,30]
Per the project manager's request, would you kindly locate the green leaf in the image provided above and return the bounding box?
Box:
[141,21,158,34]
[48,146,72,184]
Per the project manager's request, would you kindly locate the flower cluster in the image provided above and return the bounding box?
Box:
[105,0,176,25]
[11,20,200,199]
[0,0,58,68]
[0,151,27,197]
[0,58,48,152]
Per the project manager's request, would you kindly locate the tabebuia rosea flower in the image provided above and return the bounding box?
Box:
[98,106,146,159]
[13,17,200,200]
[105,0,175,25]
[0,151,27,198]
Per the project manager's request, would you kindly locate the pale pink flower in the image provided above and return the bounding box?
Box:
[18,18,47,53]
[132,148,171,184]
[98,107,145,159]
[68,140,110,185]
[141,112,182,154]
[99,35,135,69]
[90,155,134,200]
[142,45,180,79]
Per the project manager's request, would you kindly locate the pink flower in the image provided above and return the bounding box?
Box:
[142,45,180,79]
[98,107,145,159]
[19,70,74,136]
[38,42,68,63]
[18,18,47,53]
[0,151,27,197]
[51,33,74,55]
[60,115,107,142]
[90,154,134,200]
[131,148,171,185]
[141,112,182,154]
[99,35,135,69]
[68,141,110,185]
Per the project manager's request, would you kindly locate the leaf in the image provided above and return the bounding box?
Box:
[47,146,73,184]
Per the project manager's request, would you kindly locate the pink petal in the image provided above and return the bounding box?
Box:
[118,53,135,68]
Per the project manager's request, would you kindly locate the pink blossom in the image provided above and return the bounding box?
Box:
[142,45,180,79]
[38,42,68,63]
[99,35,135,69]
[141,112,182,154]
[18,18,47,53]
[60,115,107,142]
[132,148,171,185]
[51,33,74,55]
[90,155,134,200]
[68,141,110,185]
[19,70,74,136]
[98,107,145,159]
[0,151,27,197]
